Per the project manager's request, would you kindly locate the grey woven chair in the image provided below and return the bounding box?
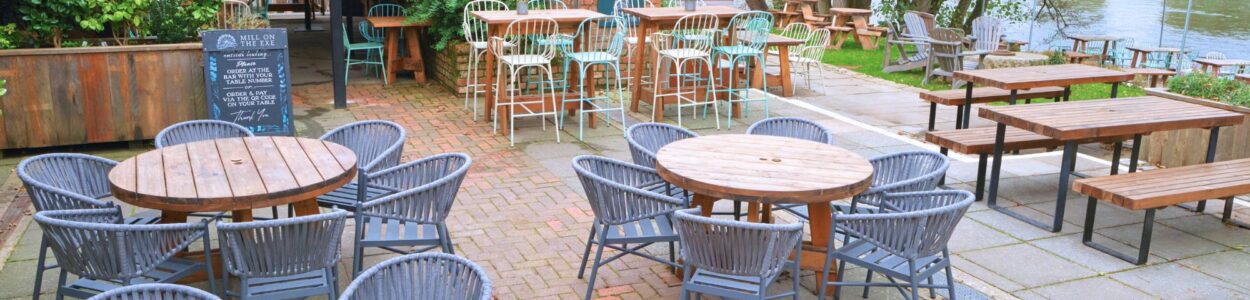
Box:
[34,208,216,299]
[784,151,949,219]
[18,153,162,300]
[316,120,407,212]
[154,120,254,148]
[339,253,492,300]
[624,122,698,169]
[572,155,685,300]
[87,283,221,300]
[216,210,349,299]
[819,190,973,300]
[745,117,833,144]
[672,208,804,300]
[351,153,472,276]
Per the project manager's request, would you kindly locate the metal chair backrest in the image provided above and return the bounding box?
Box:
[217,0,254,29]
[746,117,833,144]
[855,150,949,208]
[801,28,831,60]
[614,0,653,42]
[358,153,471,224]
[528,0,568,9]
[1205,51,1227,59]
[572,156,686,225]
[217,210,348,278]
[88,283,222,300]
[319,120,406,174]
[463,0,510,44]
[722,11,774,51]
[928,27,966,74]
[340,253,492,300]
[778,23,813,51]
[490,17,561,60]
[672,208,803,278]
[659,0,706,7]
[17,153,117,211]
[155,120,254,148]
[368,3,404,16]
[653,13,719,53]
[35,208,209,282]
[971,16,1003,53]
[560,16,626,59]
[624,123,698,168]
[835,190,973,259]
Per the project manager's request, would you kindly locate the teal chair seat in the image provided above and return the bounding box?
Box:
[714,45,763,56]
[343,23,387,84]
[567,52,618,63]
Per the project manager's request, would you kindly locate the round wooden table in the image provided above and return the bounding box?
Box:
[654,134,873,277]
[108,136,358,223]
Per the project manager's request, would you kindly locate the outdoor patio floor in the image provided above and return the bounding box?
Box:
[1,17,1249,300]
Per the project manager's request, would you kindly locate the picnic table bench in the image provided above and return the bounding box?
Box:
[1121,68,1176,88]
[1074,158,1250,265]
[921,86,1066,131]
[927,127,1125,202]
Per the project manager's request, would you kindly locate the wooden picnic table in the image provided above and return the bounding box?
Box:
[471,9,607,136]
[1124,46,1180,68]
[759,34,805,98]
[623,6,745,118]
[654,134,873,283]
[950,64,1134,129]
[977,96,1245,232]
[1192,58,1250,75]
[1066,34,1117,65]
[367,16,433,84]
[1238,74,1250,84]
[828,8,876,50]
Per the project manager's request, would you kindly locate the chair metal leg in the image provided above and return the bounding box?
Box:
[576,225,598,278]
[54,269,67,300]
[584,226,610,300]
[944,252,957,300]
[352,216,366,276]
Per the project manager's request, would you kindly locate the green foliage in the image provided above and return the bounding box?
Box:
[78,0,151,45]
[403,0,476,51]
[146,0,219,43]
[17,0,86,46]
[0,79,7,97]
[1167,72,1250,107]
[1044,50,1065,65]
[0,24,18,49]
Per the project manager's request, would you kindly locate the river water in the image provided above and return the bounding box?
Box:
[999,0,1250,59]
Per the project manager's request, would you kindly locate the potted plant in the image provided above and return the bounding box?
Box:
[1140,73,1250,167]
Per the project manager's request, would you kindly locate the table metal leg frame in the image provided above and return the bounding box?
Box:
[1179,127,1220,213]
[1083,198,1155,265]
[987,125,1083,232]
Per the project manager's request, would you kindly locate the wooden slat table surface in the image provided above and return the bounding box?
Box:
[366,16,432,28]
[1193,58,1250,74]
[954,64,1135,91]
[978,96,1245,141]
[621,6,744,21]
[1125,46,1180,68]
[1073,158,1250,210]
[109,136,357,222]
[654,134,873,280]
[472,8,606,24]
[367,16,434,84]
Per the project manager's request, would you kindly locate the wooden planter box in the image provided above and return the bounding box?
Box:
[1139,88,1250,167]
[0,43,206,150]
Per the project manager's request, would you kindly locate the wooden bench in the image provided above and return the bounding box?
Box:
[926,127,1129,202]
[1065,51,1095,64]
[1122,68,1176,88]
[1073,158,1250,265]
[920,86,1067,130]
[828,25,854,49]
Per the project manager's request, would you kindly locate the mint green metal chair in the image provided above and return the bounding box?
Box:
[557,16,628,140]
[710,11,773,128]
[343,23,387,84]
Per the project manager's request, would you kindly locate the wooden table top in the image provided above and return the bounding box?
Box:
[1193,58,1250,67]
[471,9,606,25]
[978,96,1246,141]
[366,16,432,28]
[1126,46,1180,53]
[1066,34,1117,42]
[953,64,1135,90]
[764,34,804,46]
[621,6,745,21]
[1238,74,1250,83]
[654,134,873,204]
[829,7,872,15]
[109,137,358,212]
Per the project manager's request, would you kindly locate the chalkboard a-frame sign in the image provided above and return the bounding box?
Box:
[202,28,294,136]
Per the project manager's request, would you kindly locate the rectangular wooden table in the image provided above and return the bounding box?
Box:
[1192,58,1250,75]
[828,8,875,50]
[1067,34,1117,65]
[1238,74,1250,84]
[471,9,607,135]
[1124,46,1180,68]
[623,6,745,118]
[367,16,432,84]
[978,96,1245,232]
[951,64,1135,129]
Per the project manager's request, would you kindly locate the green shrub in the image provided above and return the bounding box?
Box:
[146,0,219,44]
[1167,72,1250,107]
[0,79,7,97]
[0,24,17,49]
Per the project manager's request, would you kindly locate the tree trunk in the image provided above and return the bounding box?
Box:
[962,0,988,30]
[848,0,870,9]
[745,0,769,10]
[950,0,973,28]
[927,0,946,15]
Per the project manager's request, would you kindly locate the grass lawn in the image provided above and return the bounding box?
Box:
[820,40,1145,103]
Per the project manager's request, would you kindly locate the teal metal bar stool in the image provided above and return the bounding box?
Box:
[710,11,773,128]
[557,16,629,140]
[649,13,721,129]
